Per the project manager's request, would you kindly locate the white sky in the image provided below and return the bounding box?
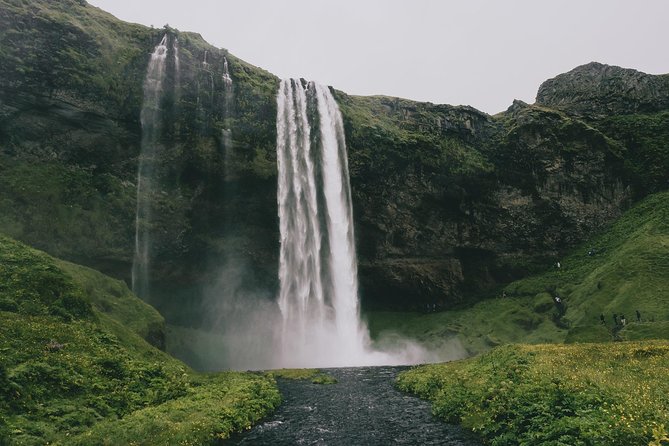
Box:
[87,0,669,114]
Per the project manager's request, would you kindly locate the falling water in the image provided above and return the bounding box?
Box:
[132,35,169,299]
[222,56,232,88]
[221,56,234,169]
[275,80,456,368]
[174,37,180,95]
[275,80,373,367]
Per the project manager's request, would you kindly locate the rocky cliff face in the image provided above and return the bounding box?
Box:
[536,62,669,117]
[341,95,636,309]
[1,0,667,321]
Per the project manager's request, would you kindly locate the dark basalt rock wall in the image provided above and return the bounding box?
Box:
[341,95,636,309]
[536,62,669,117]
[1,0,667,321]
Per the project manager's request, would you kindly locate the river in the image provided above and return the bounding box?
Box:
[229,366,480,445]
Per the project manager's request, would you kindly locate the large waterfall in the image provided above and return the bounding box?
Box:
[275,79,373,367]
[274,79,449,368]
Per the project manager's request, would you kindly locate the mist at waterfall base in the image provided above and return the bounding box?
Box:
[178,261,466,371]
[176,79,466,371]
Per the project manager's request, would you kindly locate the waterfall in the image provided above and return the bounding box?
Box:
[132,35,169,299]
[174,37,180,96]
[275,79,373,367]
[173,36,180,73]
[221,56,234,173]
[222,56,232,88]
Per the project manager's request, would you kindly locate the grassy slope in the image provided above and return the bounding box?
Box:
[397,342,669,446]
[367,190,669,354]
[0,234,279,445]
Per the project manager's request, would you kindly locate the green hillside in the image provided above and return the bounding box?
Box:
[0,234,279,445]
[368,190,669,353]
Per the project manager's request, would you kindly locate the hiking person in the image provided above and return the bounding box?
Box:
[636,310,641,322]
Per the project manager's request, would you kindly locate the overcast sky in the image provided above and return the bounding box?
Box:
[87,0,669,114]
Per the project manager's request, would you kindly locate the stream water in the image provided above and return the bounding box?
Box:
[229,366,480,446]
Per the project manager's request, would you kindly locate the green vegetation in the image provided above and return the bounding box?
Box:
[267,369,338,385]
[70,372,279,445]
[56,259,166,348]
[0,155,135,268]
[505,189,669,339]
[397,342,669,446]
[337,93,495,182]
[594,111,669,195]
[368,190,669,354]
[0,234,280,445]
[0,0,150,114]
[367,295,566,356]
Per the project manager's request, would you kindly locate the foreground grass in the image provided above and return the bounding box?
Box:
[0,234,279,444]
[397,342,669,446]
[70,372,279,445]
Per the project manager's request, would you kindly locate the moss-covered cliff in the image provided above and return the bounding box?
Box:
[1,0,667,324]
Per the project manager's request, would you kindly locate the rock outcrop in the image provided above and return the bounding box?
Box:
[536,62,669,117]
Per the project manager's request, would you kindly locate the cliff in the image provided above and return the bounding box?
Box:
[1,0,668,324]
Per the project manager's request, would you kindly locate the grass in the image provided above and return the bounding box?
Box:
[397,341,669,446]
[0,234,280,445]
[267,369,338,385]
[367,190,669,354]
[505,190,669,336]
[366,292,566,356]
[69,372,280,445]
[56,259,165,348]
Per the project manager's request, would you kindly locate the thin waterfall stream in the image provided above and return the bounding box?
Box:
[132,34,169,300]
[132,34,179,302]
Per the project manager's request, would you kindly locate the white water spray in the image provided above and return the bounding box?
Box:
[221,56,234,171]
[222,56,232,87]
[132,35,169,299]
[275,80,448,367]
